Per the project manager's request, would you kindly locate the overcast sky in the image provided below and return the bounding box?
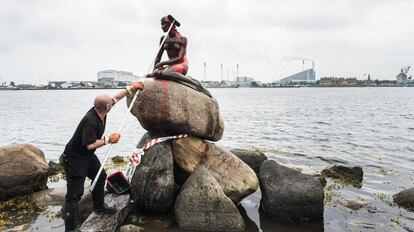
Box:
[1,0,413,84]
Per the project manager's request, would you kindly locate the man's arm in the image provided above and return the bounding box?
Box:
[86,133,120,150]
[86,139,106,150]
[112,82,144,103]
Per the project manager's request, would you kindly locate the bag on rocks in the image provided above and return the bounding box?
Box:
[172,136,259,203]
[126,78,224,141]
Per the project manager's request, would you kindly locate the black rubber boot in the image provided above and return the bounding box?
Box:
[64,201,79,231]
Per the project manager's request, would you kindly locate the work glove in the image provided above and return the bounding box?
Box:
[106,133,121,144]
[126,82,144,94]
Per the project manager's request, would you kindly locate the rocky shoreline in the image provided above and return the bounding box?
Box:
[1,78,414,231]
[2,145,414,231]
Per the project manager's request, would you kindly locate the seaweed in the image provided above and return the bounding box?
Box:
[0,196,41,229]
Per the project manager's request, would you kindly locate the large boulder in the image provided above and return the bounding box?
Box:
[393,187,414,212]
[259,160,324,222]
[130,133,175,213]
[175,166,245,231]
[230,148,268,174]
[172,137,259,203]
[126,78,224,141]
[0,144,49,200]
[80,194,130,232]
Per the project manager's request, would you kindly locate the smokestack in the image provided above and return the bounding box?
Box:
[220,64,223,81]
[203,62,206,81]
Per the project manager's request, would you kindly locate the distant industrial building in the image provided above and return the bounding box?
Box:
[201,81,221,88]
[48,81,67,89]
[97,70,139,86]
[280,69,316,83]
[229,76,256,87]
[48,81,95,89]
[396,72,408,83]
[319,77,358,86]
[396,66,410,83]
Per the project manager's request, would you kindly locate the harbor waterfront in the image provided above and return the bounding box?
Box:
[0,87,413,231]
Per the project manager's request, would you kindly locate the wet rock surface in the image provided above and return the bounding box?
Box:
[259,160,324,222]
[80,194,130,232]
[0,144,49,200]
[119,224,143,232]
[126,78,224,141]
[230,148,268,174]
[393,187,414,212]
[130,133,175,213]
[48,161,64,176]
[321,165,363,187]
[31,187,66,207]
[175,166,245,231]
[172,136,259,203]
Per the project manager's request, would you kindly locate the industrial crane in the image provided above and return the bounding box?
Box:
[401,66,412,80]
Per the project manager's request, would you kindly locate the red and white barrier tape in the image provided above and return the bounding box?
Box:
[125,134,187,181]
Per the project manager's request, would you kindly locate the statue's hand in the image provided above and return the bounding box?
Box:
[154,62,163,70]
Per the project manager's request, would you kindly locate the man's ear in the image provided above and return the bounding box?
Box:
[106,104,112,112]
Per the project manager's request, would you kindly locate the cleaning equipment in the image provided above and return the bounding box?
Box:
[125,134,188,181]
[106,171,130,195]
[90,15,181,192]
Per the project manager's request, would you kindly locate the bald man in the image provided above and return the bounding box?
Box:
[61,82,143,232]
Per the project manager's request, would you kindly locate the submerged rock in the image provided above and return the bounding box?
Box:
[259,160,324,222]
[312,174,327,187]
[130,133,175,213]
[172,136,259,203]
[322,165,363,187]
[80,194,130,232]
[230,148,268,174]
[337,198,364,210]
[31,187,66,207]
[126,78,224,141]
[48,161,64,176]
[393,187,414,212]
[0,144,49,200]
[175,166,245,231]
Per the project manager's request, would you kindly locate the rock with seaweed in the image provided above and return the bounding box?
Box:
[393,187,414,212]
[322,165,363,187]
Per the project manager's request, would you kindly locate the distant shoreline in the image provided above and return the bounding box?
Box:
[0,85,413,91]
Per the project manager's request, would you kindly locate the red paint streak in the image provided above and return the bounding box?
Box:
[161,80,169,121]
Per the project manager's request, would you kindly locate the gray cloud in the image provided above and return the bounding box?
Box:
[0,0,413,83]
